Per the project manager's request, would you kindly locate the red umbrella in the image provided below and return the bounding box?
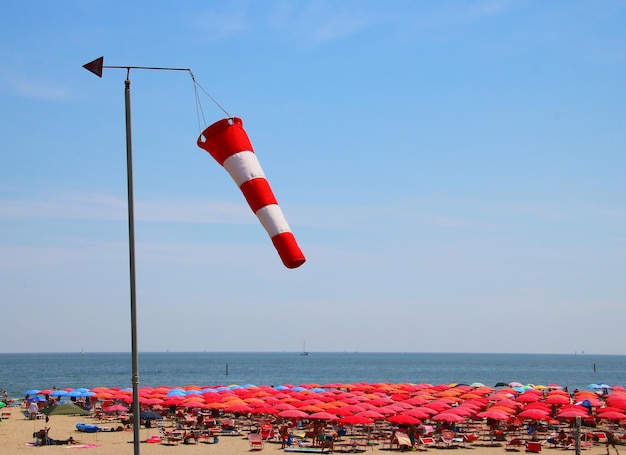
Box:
[308,412,338,420]
[402,408,432,419]
[432,412,466,423]
[355,410,386,420]
[184,401,207,409]
[250,406,279,415]
[339,415,374,426]
[278,409,308,419]
[325,407,355,416]
[337,404,366,414]
[224,403,252,413]
[517,409,550,420]
[476,410,510,421]
[516,393,541,403]
[557,409,589,419]
[387,414,422,425]
[596,411,626,421]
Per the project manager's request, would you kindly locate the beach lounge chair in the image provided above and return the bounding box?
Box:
[260,424,275,440]
[462,433,479,448]
[382,432,412,451]
[505,438,525,451]
[419,436,437,450]
[439,430,459,449]
[249,433,265,450]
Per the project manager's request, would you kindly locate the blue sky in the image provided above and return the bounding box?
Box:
[1,1,624,354]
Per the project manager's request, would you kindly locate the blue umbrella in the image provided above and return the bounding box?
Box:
[50,390,69,397]
[25,389,41,396]
[166,389,186,396]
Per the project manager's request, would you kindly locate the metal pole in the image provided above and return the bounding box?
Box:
[83,57,194,455]
[575,416,581,455]
[124,73,141,455]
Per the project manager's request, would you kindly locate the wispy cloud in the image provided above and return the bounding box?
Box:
[0,191,252,224]
[3,73,69,100]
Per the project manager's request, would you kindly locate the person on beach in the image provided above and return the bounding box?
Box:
[279,423,289,448]
[605,430,620,455]
[406,424,417,447]
[28,399,39,419]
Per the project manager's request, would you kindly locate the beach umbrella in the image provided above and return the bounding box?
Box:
[184,401,207,409]
[517,409,550,420]
[476,410,510,421]
[557,409,589,419]
[0,402,6,409]
[339,415,374,426]
[49,390,69,397]
[139,410,162,420]
[103,404,128,414]
[250,406,279,415]
[387,414,422,425]
[546,395,570,405]
[516,392,541,403]
[41,403,90,416]
[355,410,386,420]
[432,412,466,423]
[597,407,626,414]
[278,409,309,419]
[596,411,626,421]
[308,412,338,420]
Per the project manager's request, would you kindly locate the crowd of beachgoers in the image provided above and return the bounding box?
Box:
[1,381,625,453]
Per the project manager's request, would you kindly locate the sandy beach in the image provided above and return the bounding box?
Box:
[0,405,618,455]
[2,381,624,455]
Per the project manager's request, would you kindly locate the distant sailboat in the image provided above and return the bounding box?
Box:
[300,342,309,356]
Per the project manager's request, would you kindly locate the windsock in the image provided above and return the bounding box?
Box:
[197,117,306,269]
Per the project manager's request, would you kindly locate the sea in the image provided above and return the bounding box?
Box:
[0,352,624,400]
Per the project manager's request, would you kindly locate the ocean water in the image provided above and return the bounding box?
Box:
[0,352,624,400]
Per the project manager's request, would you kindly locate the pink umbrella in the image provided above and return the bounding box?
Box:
[308,412,338,420]
[355,410,386,420]
[103,404,129,413]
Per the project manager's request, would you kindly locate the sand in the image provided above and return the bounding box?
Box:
[0,405,612,455]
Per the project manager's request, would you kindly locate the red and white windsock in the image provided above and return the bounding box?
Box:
[197,117,306,269]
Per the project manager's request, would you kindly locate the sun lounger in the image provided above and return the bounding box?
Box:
[419,436,437,450]
[505,438,525,451]
[249,433,265,450]
[439,430,460,449]
[382,432,413,451]
[284,448,332,453]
